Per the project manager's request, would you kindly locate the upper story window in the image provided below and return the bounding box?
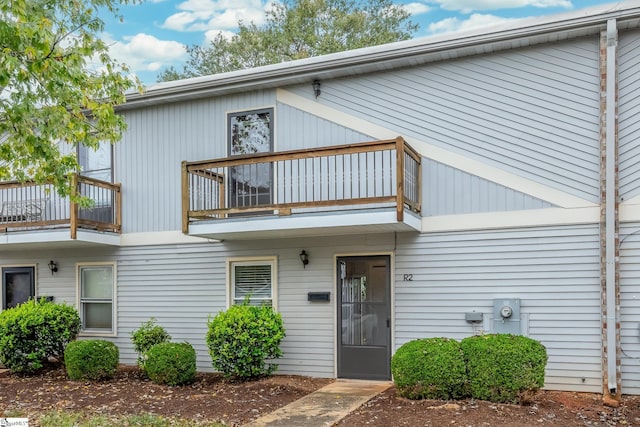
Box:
[228,109,273,208]
[78,142,112,182]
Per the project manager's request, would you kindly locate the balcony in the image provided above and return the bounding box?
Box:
[182,137,421,240]
[0,175,121,248]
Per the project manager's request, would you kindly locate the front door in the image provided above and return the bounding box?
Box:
[337,256,391,380]
[2,267,35,310]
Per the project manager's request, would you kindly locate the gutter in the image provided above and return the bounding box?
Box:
[121,2,640,110]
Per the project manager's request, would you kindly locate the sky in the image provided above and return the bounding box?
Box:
[99,0,621,84]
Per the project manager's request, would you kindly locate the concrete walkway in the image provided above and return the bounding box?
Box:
[244,379,391,427]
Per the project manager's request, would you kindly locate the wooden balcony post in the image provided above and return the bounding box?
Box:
[115,183,122,232]
[395,137,405,222]
[70,173,78,240]
[181,161,189,234]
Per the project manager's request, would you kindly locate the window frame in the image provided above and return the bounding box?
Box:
[76,262,117,337]
[77,141,114,183]
[227,257,278,310]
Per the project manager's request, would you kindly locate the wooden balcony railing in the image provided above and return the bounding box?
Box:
[182,137,421,233]
[0,174,121,239]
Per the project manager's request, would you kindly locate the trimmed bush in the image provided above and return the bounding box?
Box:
[206,303,285,379]
[461,334,548,404]
[391,337,468,400]
[144,342,196,386]
[130,318,171,368]
[64,340,119,381]
[0,299,81,374]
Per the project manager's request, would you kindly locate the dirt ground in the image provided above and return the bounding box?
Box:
[1,365,639,426]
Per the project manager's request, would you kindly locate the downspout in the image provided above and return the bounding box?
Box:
[604,18,619,398]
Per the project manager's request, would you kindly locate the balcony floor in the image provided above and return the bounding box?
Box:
[0,228,120,251]
[188,207,421,240]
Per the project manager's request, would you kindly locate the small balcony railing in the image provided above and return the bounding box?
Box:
[182,137,421,233]
[0,174,121,238]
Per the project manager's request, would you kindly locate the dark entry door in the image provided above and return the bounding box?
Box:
[337,256,391,380]
[2,267,35,310]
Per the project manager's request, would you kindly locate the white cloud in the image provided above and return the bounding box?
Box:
[204,29,236,44]
[428,13,519,33]
[431,0,571,13]
[404,2,432,15]
[104,33,187,72]
[161,0,270,32]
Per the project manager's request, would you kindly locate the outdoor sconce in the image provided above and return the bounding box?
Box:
[312,80,321,98]
[299,250,309,268]
[48,260,58,275]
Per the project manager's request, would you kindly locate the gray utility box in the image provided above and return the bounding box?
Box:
[492,298,521,335]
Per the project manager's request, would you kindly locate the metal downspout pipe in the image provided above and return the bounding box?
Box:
[605,18,618,395]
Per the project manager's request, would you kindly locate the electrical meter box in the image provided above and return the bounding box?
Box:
[492,298,521,334]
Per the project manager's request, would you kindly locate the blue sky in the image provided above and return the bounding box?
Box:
[100,0,619,84]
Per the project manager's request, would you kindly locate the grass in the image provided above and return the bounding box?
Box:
[3,409,225,427]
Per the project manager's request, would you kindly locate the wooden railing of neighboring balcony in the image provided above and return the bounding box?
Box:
[182,137,421,233]
[0,174,121,239]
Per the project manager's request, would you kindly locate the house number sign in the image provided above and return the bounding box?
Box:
[403,274,413,281]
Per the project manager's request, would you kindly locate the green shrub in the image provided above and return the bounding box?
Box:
[0,299,81,374]
[461,334,548,403]
[130,318,171,368]
[64,340,119,381]
[144,342,196,386]
[391,337,468,400]
[206,303,285,379]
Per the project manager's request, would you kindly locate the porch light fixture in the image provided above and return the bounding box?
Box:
[299,250,309,268]
[48,260,58,275]
[312,80,321,98]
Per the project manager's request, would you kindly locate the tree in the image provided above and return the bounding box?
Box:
[158,0,418,81]
[0,0,140,196]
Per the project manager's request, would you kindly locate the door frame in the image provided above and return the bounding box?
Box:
[334,252,395,379]
[2,264,37,310]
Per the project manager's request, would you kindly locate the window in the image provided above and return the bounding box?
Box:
[229,258,277,308]
[228,108,274,208]
[78,263,115,334]
[78,141,112,182]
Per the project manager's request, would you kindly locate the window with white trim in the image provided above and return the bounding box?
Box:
[230,259,276,307]
[78,263,115,334]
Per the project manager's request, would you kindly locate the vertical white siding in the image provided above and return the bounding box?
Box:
[424,159,555,216]
[287,38,601,203]
[620,224,640,395]
[276,103,372,151]
[619,30,640,201]
[395,225,602,392]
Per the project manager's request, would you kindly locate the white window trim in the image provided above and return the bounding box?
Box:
[226,256,278,310]
[76,261,117,337]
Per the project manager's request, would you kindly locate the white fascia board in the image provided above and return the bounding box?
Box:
[0,229,120,246]
[277,89,597,210]
[123,2,640,109]
[422,206,599,233]
[119,230,213,246]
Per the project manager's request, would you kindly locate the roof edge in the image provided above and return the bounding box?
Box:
[121,1,640,109]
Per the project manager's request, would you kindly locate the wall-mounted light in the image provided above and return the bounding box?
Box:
[48,260,58,275]
[312,80,321,98]
[299,250,309,268]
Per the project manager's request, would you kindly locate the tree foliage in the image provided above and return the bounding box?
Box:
[0,0,140,196]
[158,0,418,81]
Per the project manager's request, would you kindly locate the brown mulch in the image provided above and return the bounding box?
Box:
[338,387,640,427]
[0,365,331,426]
[1,365,640,426]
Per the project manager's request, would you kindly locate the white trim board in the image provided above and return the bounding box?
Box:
[276,89,597,210]
[422,206,600,233]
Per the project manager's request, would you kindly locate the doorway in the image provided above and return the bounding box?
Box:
[2,266,35,310]
[337,256,391,380]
